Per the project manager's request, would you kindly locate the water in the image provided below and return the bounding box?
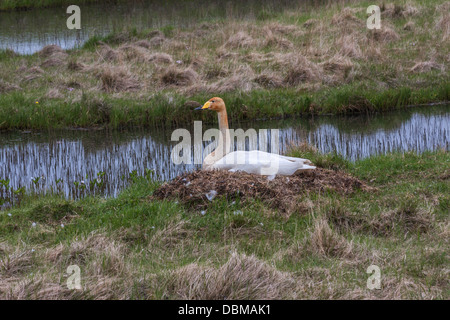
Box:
[0,104,448,202]
[0,0,308,54]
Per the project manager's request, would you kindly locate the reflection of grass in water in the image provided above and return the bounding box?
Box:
[0,0,108,11]
[0,169,157,208]
[0,150,448,299]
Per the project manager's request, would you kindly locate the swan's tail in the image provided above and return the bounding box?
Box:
[279,155,314,165]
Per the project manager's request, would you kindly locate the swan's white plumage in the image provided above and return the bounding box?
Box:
[198,97,315,177]
[204,150,316,176]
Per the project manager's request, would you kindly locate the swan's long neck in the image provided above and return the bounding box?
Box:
[215,109,231,159]
[203,108,231,168]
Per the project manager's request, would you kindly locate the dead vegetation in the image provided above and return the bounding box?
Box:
[410,61,445,73]
[326,201,433,237]
[382,3,419,18]
[38,45,68,68]
[320,54,354,82]
[308,218,355,259]
[149,220,194,248]
[337,35,363,59]
[223,31,256,49]
[436,12,450,41]
[4,1,445,99]
[0,233,133,300]
[331,7,364,31]
[0,80,20,93]
[98,66,140,92]
[161,67,198,86]
[281,53,322,85]
[369,26,400,42]
[162,251,294,299]
[152,168,373,215]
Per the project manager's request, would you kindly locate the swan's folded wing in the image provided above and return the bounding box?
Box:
[211,150,315,175]
[212,151,271,174]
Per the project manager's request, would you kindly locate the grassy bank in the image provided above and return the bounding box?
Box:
[0,149,448,299]
[0,0,449,130]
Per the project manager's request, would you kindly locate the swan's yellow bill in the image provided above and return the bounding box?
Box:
[201,101,211,109]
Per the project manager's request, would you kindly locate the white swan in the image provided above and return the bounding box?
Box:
[195,97,315,177]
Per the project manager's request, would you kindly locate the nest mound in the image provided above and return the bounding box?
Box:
[153,169,374,214]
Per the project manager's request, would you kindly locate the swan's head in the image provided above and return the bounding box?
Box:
[195,97,226,112]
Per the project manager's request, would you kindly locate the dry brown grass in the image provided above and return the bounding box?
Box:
[0,246,34,277]
[98,65,140,92]
[41,52,68,68]
[369,26,400,42]
[263,27,294,50]
[161,66,198,86]
[149,220,194,248]
[320,54,354,82]
[148,52,173,64]
[303,18,318,28]
[205,72,258,93]
[337,35,363,59]
[38,44,65,58]
[223,31,255,49]
[0,233,133,300]
[119,44,151,63]
[331,7,364,32]
[253,72,284,89]
[308,218,355,259]
[0,80,20,93]
[98,43,121,62]
[0,273,79,300]
[382,3,419,18]
[149,36,165,47]
[45,88,64,99]
[162,251,294,299]
[436,12,450,41]
[403,21,415,31]
[67,59,87,71]
[410,60,445,73]
[326,201,433,237]
[279,53,322,85]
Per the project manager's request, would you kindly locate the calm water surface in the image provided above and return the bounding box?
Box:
[0,104,448,202]
[0,0,313,54]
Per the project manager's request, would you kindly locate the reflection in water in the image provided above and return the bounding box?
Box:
[0,105,449,200]
[0,0,302,54]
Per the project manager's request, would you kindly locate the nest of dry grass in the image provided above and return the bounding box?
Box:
[152,169,373,214]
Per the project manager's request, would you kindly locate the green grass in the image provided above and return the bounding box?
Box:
[0,82,448,130]
[1,150,448,299]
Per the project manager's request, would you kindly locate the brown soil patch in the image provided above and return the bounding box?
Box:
[153,168,373,214]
